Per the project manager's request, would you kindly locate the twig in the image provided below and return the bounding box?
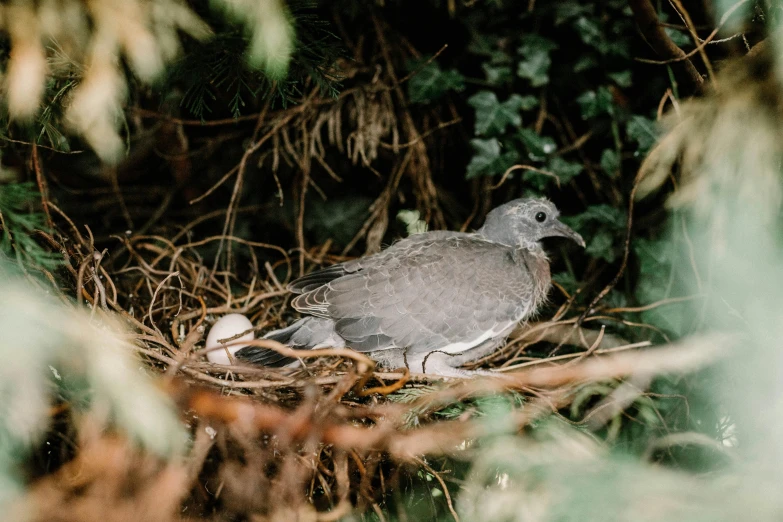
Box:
[2,136,83,153]
[415,458,460,522]
[31,144,53,230]
[668,0,716,83]
[490,164,559,191]
[499,342,650,371]
[577,147,649,324]
[635,0,749,67]
[394,44,449,86]
[628,0,704,88]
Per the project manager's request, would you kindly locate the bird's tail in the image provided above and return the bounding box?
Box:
[235,317,342,367]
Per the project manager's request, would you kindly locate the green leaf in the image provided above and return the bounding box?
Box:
[634,238,691,336]
[608,70,632,87]
[600,149,620,177]
[518,128,556,162]
[585,229,616,262]
[517,95,539,111]
[468,33,509,61]
[573,55,599,72]
[468,92,528,136]
[481,63,512,86]
[626,115,658,156]
[563,204,626,229]
[547,156,583,183]
[576,86,614,119]
[466,138,517,179]
[304,197,371,246]
[522,171,553,191]
[407,60,465,104]
[552,271,579,293]
[554,2,593,25]
[397,209,428,235]
[665,26,692,48]
[561,204,627,262]
[574,16,606,53]
[517,35,558,87]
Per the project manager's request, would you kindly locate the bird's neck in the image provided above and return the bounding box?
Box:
[474,225,547,258]
[515,241,548,263]
[477,224,541,250]
[516,245,552,308]
[518,238,544,252]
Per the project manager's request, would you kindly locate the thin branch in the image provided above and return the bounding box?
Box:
[628,0,704,88]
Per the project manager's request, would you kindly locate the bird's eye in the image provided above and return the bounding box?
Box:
[535,211,547,223]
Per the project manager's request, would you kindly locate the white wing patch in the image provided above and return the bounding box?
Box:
[437,322,515,355]
[313,334,347,349]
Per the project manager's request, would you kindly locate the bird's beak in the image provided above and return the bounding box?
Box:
[549,220,586,248]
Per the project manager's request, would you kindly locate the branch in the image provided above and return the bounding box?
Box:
[628,0,704,88]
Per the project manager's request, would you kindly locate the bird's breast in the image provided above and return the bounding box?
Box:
[515,247,552,309]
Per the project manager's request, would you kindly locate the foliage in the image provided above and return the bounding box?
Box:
[0,272,187,506]
[0,0,332,159]
[167,2,344,120]
[407,58,465,104]
[0,181,62,272]
[1,0,781,520]
[561,205,626,262]
[211,0,295,80]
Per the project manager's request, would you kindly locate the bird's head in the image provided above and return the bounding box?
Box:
[478,198,585,249]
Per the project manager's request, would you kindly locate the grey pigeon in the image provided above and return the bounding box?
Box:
[236,198,584,377]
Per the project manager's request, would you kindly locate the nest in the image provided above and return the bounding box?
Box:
[2,11,734,520]
[0,186,728,522]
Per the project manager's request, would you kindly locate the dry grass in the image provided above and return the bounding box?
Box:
[2,186,729,521]
[4,9,753,519]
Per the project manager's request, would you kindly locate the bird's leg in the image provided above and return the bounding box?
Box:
[443,337,507,369]
[405,339,507,378]
[404,354,490,379]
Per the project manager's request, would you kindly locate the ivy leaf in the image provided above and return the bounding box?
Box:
[518,128,556,162]
[522,171,554,191]
[305,197,372,246]
[574,55,599,72]
[547,156,583,183]
[634,238,691,336]
[585,229,616,262]
[626,115,658,156]
[554,2,593,25]
[517,35,558,87]
[474,39,514,86]
[561,205,626,262]
[665,26,692,48]
[608,70,632,87]
[600,149,620,177]
[564,204,626,229]
[397,209,428,235]
[407,60,465,104]
[576,86,614,119]
[466,138,517,178]
[517,95,539,111]
[468,92,528,136]
[481,63,513,86]
[552,271,579,294]
[468,33,508,60]
[574,16,607,54]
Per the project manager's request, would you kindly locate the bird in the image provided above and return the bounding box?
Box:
[236,197,584,377]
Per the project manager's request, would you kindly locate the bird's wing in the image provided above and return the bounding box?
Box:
[288,230,468,294]
[292,236,543,355]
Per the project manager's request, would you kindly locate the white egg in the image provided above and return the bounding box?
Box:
[205,313,255,365]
